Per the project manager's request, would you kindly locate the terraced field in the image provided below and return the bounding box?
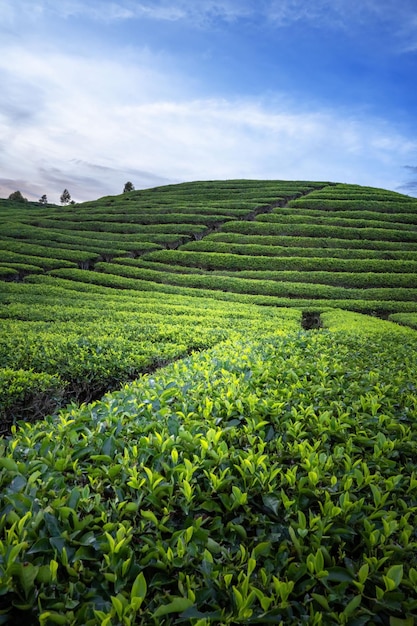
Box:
[2,177,417,427]
[1,180,417,624]
[3,180,416,316]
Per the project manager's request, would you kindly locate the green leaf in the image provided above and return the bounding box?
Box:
[386,564,403,589]
[252,542,271,558]
[342,595,361,617]
[108,465,122,479]
[152,597,194,617]
[17,563,39,596]
[90,454,113,464]
[382,565,403,591]
[131,571,147,601]
[357,563,369,584]
[141,509,159,526]
[27,538,51,554]
[389,617,414,626]
[36,565,52,584]
[39,612,68,625]
[314,549,324,574]
[325,567,354,582]
[312,593,330,611]
[0,458,18,472]
[111,595,124,619]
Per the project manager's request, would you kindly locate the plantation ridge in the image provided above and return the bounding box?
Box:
[1,179,417,624]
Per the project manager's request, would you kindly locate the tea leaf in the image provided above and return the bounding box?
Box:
[152,597,194,617]
[131,571,147,601]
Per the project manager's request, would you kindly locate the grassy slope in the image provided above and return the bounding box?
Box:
[2,180,417,313]
[1,180,417,623]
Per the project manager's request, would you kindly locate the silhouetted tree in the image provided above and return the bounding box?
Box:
[39,194,48,205]
[60,189,71,205]
[8,190,27,203]
[123,181,135,193]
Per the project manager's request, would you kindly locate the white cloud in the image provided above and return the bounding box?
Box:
[2,0,417,50]
[1,4,416,201]
[1,41,415,201]
[0,0,252,25]
[3,0,414,26]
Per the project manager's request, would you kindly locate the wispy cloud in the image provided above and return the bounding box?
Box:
[398,165,417,194]
[1,0,416,200]
[0,39,415,200]
[4,0,415,27]
[0,0,251,25]
[3,0,417,51]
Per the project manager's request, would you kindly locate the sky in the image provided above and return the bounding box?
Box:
[1,0,417,203]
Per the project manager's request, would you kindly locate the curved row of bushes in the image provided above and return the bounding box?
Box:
[257,212,417,233]
[222,220,417,242]
[207,232,417,251]
[0,275,299,432]
[271,207,417,225]
[48,263,417,304]
[180,239,417,260]
[142,250,417,274]
[288,198,417,212]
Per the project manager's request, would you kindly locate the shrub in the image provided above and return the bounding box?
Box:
[0,368,65,434]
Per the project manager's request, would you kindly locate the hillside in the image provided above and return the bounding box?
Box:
[2,180,417,316]
[1,180,417,624]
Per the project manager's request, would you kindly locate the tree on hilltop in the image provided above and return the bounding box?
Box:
[60,189,71,205]
[8,190,27,203]
[39,194,48,205]
[123,181,135,193]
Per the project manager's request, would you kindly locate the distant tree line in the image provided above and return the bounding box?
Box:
[7,182,136,205]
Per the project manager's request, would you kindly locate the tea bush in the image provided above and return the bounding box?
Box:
[1,313,417,623]
[142,250,417,274]
[388,313,417,330]
[207,232,417,251]
[223,220,417,242]
[180,240,417,260]
[0,277,301,429]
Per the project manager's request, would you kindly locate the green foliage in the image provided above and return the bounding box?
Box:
[0,266,19,280]
[2,178,417,621]
[2,178,416,312]
[388,313,417,330]
[272,206,417,226]
[86,260,417,304]
[0,313,417,623]
[0,368,65,434]
[257,211,417,233]
[181,238,417,260]
[223,219,417,243]
[208,232,417,251]
[0,277,300,429]
[143,249,417,274]
[0,237,97,266]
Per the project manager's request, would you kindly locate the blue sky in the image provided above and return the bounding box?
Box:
[1,0,417,202]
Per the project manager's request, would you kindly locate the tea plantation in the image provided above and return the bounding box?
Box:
[1,180,417,624]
